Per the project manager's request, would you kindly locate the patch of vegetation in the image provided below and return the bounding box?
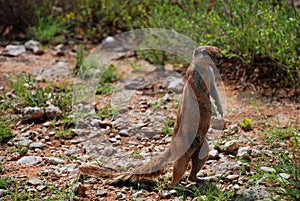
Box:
[73,44,86,74]
[96,104,117,120]
[160,119,174,136]
[27,10,66,44]
[0,118,12,143]
[0,176,13,189]
[239,118,253,131]
[96,83,116,95]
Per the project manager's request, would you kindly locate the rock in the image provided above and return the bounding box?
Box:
[112,118,126,128]
[223,140,239,152]
[25,40,39,50]
[65,148,79,156]
[96,189,108,196]
[119,129,130,137]
[45,105,62,119]
[224,124,239,135]
[48,157,65,165]
[251,149,262,157]
[27,178,43,185]
[208,149,219,159]
[161,93,170,101]
[260,166,276,173]
[226,174,239,181]
[165,75,184,93]
[38,168,52,176]
[14,137,31,147]
[32,61,71,81]
[22,106,44,121]
[16,156,42,166]
[53,44,65,56]
[3,45,26,56]
[237,147,251,158]
[237,185,271,200]
[124,76,147,90]
[10,152,21,160]
[24,40,43,55]
[211,116,225,129]
[72,183,86,196]
[90,119,101,128]
[36,185,47,191]
[0,189,7,197]
[279,173,290,179]
[29,142,44,149]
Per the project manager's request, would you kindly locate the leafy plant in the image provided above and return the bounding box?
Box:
[96,104,117,120]
[28,10,66,44]
[160,119,174,136]
[239,118,253,131]
[0,118,12,143]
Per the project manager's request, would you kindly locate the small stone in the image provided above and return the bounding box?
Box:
[10,152,21,160]
[90,119,101,128]
[53,44,65,56]
[38,168,52,176]
[45,105,62,119]
[109,138,117,143]
[119,129,130,136]
[165,75,184,94]
[0,189,7,196]
[28,178,43,185]
[48,157,65,165]
[72,183,86,196]
[279,173,290,179]
[96,189,108,196]
[161,93,170,101]
[237,147,251,158]
[22,106,44,120]
[208,149,219,159]
[251,149,262,156]
[224,124,239,135]
[260,166,276,173]
[14,137,31,147]
[65,148,79,156]
[16,156,42,166]
[29,142,44,149]
[125,76,147,90]
[226,174,239,181]
[3,45,26,56]
[25,40,39,49]
[223,140,239,152]
[36,185,47,191]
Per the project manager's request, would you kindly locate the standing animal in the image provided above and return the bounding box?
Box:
[79,46,223,184]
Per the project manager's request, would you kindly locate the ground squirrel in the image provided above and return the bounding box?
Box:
[79,46,223,184]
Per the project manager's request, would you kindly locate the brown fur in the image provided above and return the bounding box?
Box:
[79,46,222,184]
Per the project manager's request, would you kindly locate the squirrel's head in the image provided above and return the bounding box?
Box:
[192,46,220,66]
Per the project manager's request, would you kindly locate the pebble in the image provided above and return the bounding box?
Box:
[16,156,42,166]
[22,106,44,120]
[260,166,276,173]
[64,148,79,156]
[279,173,290,179]
[224,124,239,135]
[226,174,239,181]
[45,105,62,119]
[29,142,44,149]
[10,152,21,160]
[237,147,251,158]
[208,149,219,159]
[14,137,31,147]
[27,178,43,185]
[38,168,52,176]
[72,183,86,196]
[223,140,239,152]
[96,189,108,196]
[36,185,47,191]
[165,74,184,93]
[3,45,26,56]
[48,157,65,165]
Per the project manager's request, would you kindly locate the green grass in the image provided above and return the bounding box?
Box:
[28,10,66,44]
[160,119,174,136]
[0,118,12,143]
